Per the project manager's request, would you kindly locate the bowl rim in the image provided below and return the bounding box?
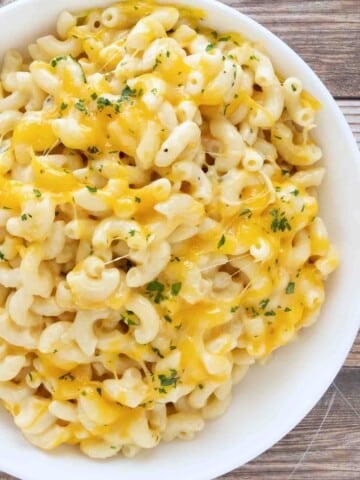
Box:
[0,1,359,479]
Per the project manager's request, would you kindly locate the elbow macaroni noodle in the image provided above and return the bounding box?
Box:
[0,1,338,458]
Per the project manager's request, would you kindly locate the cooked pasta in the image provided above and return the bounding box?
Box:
[0,0,338,458]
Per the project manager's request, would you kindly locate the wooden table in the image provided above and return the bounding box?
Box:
[0,1,359,479]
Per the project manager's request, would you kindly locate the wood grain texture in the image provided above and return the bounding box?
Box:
[223,0,360,98]
[0,1,359,480]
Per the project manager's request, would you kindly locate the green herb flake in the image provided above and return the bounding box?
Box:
[291,83,297,92]
[249,55,260,61]
[164,314,172,323]
[284,307,292,312]
[74,99,87,113]
[86,185,98,193]
[217,234,226,249]
[120,85,137,101]
[152,347,164,359]
[0,251,6,262]
[240,208,252,218]
[219,35,230,42]
[259,298,270,310]
[121,310,139,326]
[205,44,215,52]
[230,305,239,313]
[291,189,299,196]
[60,102,68,111]
[88,146,99,154]
[33,188,42,198]
[134,196,141,203]
[97,96,113,110]
[59,373,75,381]
[285,282,295,294]
[21,213,29,221]
[96,387,102,396]
[264,310,276,317]
[129,229,136,237]
[50,55,68,68]
[91,92,98,100]
[270,209,292,233]
[171,282,182,296]
[146,280,166,303]
[158,369,180,388]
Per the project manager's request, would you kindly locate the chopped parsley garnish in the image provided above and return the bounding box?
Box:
[205,43,215,52]
[97,96,113,110]
[264,310,276,317]
[151,88,158,95]
[152,55,162,70]
[33,188,42,198]
[285,282,295,294]
[146,280,166,303]
[134,196,141,203]
[152,347,164,359]
[158,369,180,388]
[121,310,139,326]
[50,55,68,67]
[88,146,99,154]
[129,229,136,237]
[249,55,259,61]
[270,209,292,232]
[164,315,172,323]
[21,213,32,221]
[240,208,252,218]
[91,92,98,100]
[59,373,75,381]
[74,99,87,113]
[96,387,102,396]
[170,255,180,263]
[217,234,226,249]
[170,282,182,296]
[230,305,239,313]
[291,189,299,196]
[120,85,137,101]
[86,185,98,193]
[51,55,86,82]
[219,36,231,42]
[284,307,292,312]
[259,298,270,310]
[0,251,6,261]
[291,83,297,92]
[60,102,68,111]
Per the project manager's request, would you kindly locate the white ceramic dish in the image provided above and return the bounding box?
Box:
[0,1,359,479]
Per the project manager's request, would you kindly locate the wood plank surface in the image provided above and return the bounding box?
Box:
[0,1,359,480]
[226,0,360,98]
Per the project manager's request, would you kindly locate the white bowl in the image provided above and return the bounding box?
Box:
[0,1,359,479]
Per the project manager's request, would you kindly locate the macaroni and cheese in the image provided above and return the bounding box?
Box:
[0,0,338,458]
